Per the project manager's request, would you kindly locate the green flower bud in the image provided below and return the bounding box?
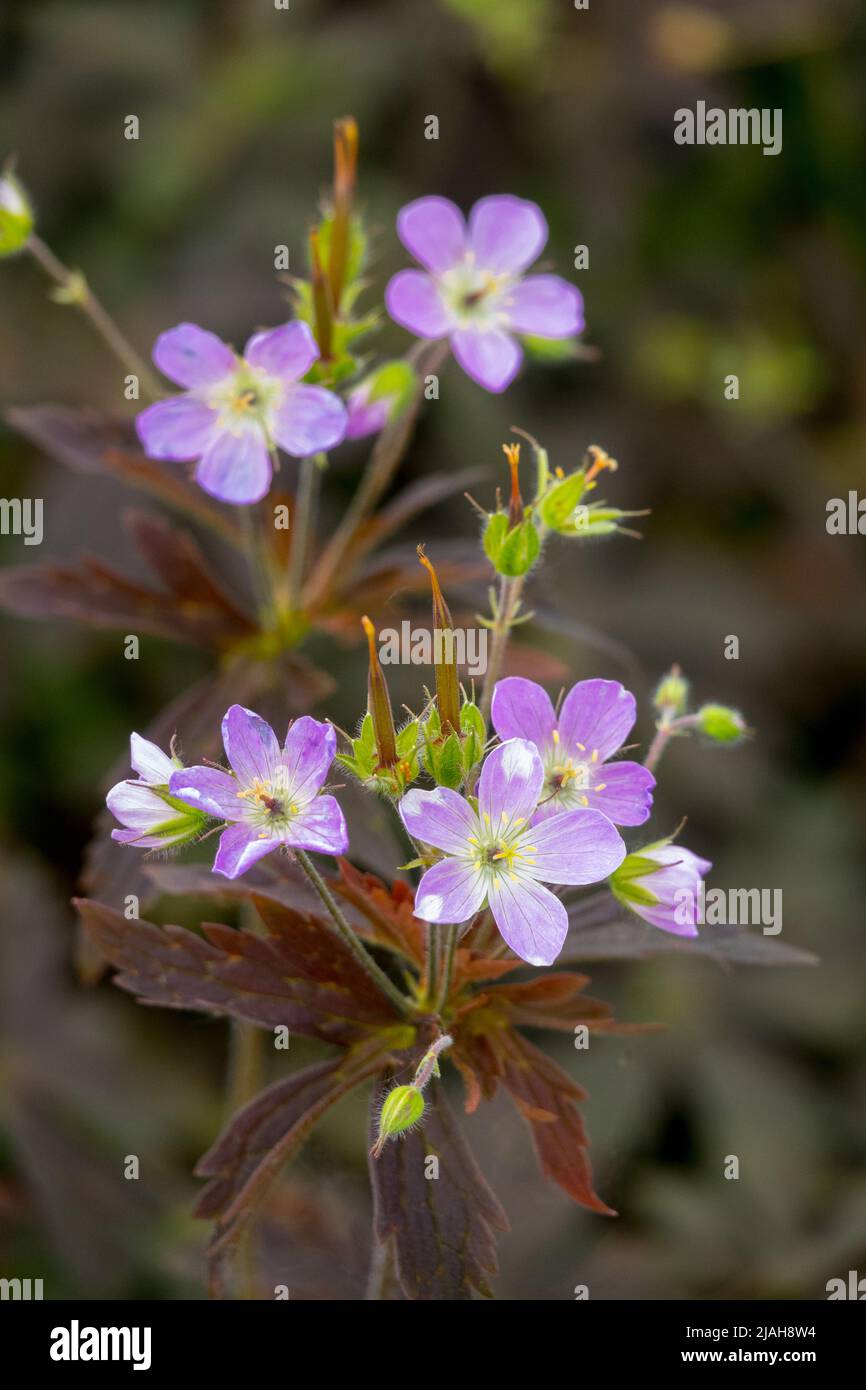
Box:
[696,703,747,743]
[0,168,34,257]
[538,470,587,531]
[371,1084,425,1157]
[653,666,689,717]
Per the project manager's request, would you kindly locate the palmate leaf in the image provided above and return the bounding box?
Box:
[74,895,403,1046]
[369,1085,509,1300]
[481,972,615,1032]
[7,404,241,544]
[196,1034,401,1253]
[0,508,254,648]
[565,898,818,968]
[496,1030,615,1216]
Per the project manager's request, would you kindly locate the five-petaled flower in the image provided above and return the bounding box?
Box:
[107,734,207,850]
[610,843,712,937]
[385,195,583,393]
[491,676,656,826]
[136,320,347,506]
[399,739,625,966]
[168,704,348,879]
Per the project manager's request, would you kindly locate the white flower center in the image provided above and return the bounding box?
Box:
[541,733,607,810]
[464,810,537,888]
[237,769,303,835]
[438,256,514,331]
[207,363,282,433]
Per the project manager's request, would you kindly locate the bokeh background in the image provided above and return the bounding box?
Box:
[1,0,865,1299]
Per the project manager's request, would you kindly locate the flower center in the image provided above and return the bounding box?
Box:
[438,259,511,330]
[467,813,537,884]
[542,735,607,809]
[237,775,300,831]
[209,363,281,432]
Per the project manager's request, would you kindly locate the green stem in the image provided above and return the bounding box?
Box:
[238,504,275,627]
[287,453,322,608]
[424,926,440,1008]
[294,849,414,1018]
[434,923,458,1013]
[26,233,162,399]
[479,573,525,724]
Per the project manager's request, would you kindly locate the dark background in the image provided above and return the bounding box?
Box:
[1,0,865,1299]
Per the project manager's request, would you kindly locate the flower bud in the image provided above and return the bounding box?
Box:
[0,168,34,257]
[695,703,747,743]
[345,360,415,440]
[370,1084,425,1158]
[653,665,689,717]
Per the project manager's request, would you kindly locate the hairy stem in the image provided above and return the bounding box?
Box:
[434,923,458,1013]
[644,713,697,774]
[479,573,525,724]
[26,234,162,399]
[366,1238,399,1300]
[294,850,414,1018]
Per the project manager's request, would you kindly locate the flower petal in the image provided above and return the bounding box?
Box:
[129,733,174,784]
[504,274,584,338]
[281,794,348,857]
[106,779,173,831]
[412,857,487,925]
[221,704,282,786]
[558,679,637,762]
[212,822,281,879]
[583,760,655,827]
[271,385,347,457]
[477,739,544,830]
[195,428,272,504]
[385,270,454,338]
[136,397,218,460]
[468,195,547,274]
[629,846,711,937]
[399,786,477,855]
[524,808,625,885]
[168,765,240,819]
[152,323,236,389]
[244,320,319,380]
[488,874,568,967]
[490,676,557,750]
[396,196,467,273]
[451,327,521,393]
[282,716,336,804]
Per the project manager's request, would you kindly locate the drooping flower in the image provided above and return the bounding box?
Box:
[107,734,207,850]
[399,739,625,966]
[610,843,712,938]
[168,704,348,879]
[344,360,416,440]
[385,195,583,393]
[491,676,655,826]
[136,320,347,505]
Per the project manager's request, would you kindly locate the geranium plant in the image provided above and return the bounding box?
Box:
[0,122,799,1301]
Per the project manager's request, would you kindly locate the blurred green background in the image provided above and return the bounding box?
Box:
[1,0,865,1299]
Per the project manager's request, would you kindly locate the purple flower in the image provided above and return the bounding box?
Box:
[107,734,207,850]
[610,843,712,938]
[491,676,655,827]
[136,321,347,505]
[385,195,583,393]
[399,739,625,966]
[169,705,348,879]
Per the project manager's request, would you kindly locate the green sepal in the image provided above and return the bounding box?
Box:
[538,471,587,530]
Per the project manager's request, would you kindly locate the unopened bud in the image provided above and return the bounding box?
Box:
[370,1084,424,1158]
[0,167,34,257]
[695,703,747,743]
[653,665,689,718]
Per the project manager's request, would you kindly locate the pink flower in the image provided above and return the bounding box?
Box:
[137,321,347,505]
[386,195,583,392]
